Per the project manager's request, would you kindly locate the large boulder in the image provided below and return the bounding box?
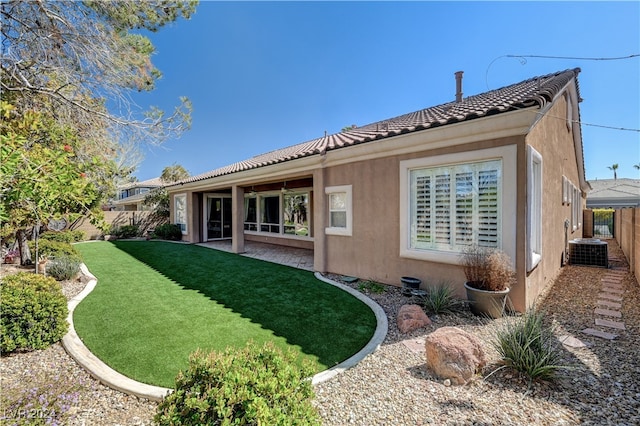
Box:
[424,326,486,385]
[397,304,431,334]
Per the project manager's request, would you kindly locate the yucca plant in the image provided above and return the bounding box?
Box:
[492,308,569,382]
[420,282,465,314]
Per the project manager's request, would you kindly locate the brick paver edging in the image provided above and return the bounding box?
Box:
[61,265,389,400]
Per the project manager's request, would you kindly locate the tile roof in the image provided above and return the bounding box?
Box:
[176,68,581,185]
[119,177,164,190]
[588,178,640,199]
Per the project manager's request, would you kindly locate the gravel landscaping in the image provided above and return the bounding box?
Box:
[1,241,638,425]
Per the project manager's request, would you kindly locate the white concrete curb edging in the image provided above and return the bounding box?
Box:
[61,264,388,399]
[61,264,172,401]
[311,272,388,385]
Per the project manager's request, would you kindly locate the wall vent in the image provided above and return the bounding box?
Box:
[568,239,608,268]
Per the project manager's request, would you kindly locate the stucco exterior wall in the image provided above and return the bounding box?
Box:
[322,135,523,302]
[615,208,638,281]
[523,94,585,309]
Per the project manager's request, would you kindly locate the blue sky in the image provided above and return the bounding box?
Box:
[131,1,639,182]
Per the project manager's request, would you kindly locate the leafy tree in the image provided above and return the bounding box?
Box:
[0,104,106,264]
[1,1,198,262]
[160,163,190,183]
[144,164,190,221]
[607,163,619,180]
[1,0,196,154]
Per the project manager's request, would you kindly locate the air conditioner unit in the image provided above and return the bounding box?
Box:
[568,239,608,268]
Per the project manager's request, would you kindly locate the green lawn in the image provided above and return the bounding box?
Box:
[74,241,376,388]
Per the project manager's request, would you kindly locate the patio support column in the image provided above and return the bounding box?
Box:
[313,168,327,272]
[231,185,245,254]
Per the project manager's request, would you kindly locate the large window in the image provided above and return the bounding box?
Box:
[409,159,502,252]
[284,193,309,236]
[400,146,517,264]
[244,197,257,231]
[325,185,352,236]
[260,195,281,233]
[244,190,311,238]
[174,194,187,234]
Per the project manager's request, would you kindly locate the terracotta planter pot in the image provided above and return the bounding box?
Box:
[464,282,510,319]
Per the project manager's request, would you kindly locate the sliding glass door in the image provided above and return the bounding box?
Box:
[205,195,232,240]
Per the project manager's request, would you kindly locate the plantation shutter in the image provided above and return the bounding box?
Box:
[477,169,499,247]
[434,173,451,246]
[409,159,502,252]
[455,171,474,246]
[413,175,431,246]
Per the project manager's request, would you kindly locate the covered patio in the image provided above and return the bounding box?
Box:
[197,240,314,271]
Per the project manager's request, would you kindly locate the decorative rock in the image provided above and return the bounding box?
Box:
[424,326,486,385]
[397,304,431,334]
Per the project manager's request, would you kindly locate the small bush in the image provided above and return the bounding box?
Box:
[113,224,140,239]
[28,239,81,261]
[0,272,69,353]
[153,223,183,241]
[40,230,85,243]
[420,282,465,314]
[492,308,569,382]
[155,341,321,426]
[358,280,386,294]
[46,255,81,281]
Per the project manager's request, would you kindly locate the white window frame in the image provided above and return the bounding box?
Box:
[243,189,313,239]
[174,193,187,235]
[325,185,352,236]
[527,146,543,271]
[259,192,282,234]
[572,185,581,231]
[399,145,517,265]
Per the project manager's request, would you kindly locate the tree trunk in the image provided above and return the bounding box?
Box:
[16,229,32,265]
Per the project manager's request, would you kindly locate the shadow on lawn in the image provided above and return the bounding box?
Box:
[110,240,376,369]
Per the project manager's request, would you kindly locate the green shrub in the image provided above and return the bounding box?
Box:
[40,230,85,243]
[420,282,465,314]
[153,223,183,241]
[155,341,321,426]
[358,280,386,294]
[0,272,69,353]
[492,308,569,382]
[28,239,81,261]
[113,224,140,239]
[46,255,81,281]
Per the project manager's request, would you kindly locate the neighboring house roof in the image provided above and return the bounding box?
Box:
[586,178,640,208]
[172,68,582,186]
[112,177,164,207]
[119,177,164,190]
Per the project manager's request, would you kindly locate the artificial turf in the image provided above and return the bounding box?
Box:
[73,241,376,388]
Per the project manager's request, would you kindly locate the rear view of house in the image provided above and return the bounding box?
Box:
[167,68,588,312]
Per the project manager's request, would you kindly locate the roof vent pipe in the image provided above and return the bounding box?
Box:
[455,71,464,102]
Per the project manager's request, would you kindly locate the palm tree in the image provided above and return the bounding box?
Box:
[607,163,619,180]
